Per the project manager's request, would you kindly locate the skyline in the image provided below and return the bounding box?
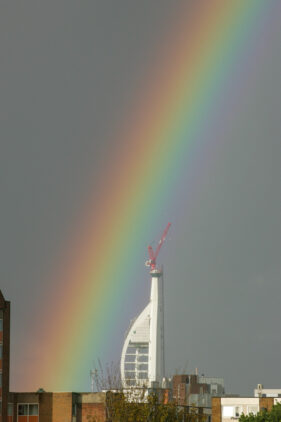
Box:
[1,1,281,394]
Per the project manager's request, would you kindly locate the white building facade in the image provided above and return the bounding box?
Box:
[221,397,259,421]
[120,269,165,388]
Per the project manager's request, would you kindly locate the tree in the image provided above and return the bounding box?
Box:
[240,402,281,422]
[88,392,206,422]
[105,391,184,422]
[91,360,122,392]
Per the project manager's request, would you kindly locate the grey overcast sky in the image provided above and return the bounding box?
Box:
[1,1,281,394]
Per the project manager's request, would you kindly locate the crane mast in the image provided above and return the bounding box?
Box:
[145,223,171,271]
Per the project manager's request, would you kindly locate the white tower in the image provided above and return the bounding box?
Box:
[120,224,170,388]
[148,268,165,385]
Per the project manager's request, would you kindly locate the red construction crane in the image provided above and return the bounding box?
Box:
[145,223,171,271]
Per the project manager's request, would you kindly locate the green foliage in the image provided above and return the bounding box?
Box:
[239,402,281,422]
[106,391,183,422]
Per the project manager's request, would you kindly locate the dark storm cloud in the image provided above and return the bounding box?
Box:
[0,1,280,394]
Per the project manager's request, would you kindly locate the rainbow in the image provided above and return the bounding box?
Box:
[21,0,268,391]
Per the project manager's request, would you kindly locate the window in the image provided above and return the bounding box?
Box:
[139,347,148,354]
[124,342,149,386]
[125,355,135,363]
[0,373,2,387]
[126,346,137,354]
[235,407,242,417]
[18,404,28,415]
[29,404,39,415]
[222,406,234,417]
[138,364,148,371]
[211,384,218,395]
[137,355,148,362]
[125,371,136,379]
[138,372,148,379]
[125,363,135,371]
[0,344,2,359]
[18,403,38,416]
[0,319,2,331]
[8,403,13,416]
[72,403,77,416]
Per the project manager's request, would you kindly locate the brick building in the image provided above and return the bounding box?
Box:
[0,290,11,421]
[7,391,107,422]
[173,373,224,407]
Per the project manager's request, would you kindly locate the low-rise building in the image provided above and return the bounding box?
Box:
[254,384,281,398]
[173,373,224,408]
[8,391,107,422]
[212,396,281,422]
